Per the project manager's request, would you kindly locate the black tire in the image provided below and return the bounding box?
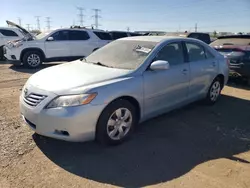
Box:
[96,99,138,145]
[22,51,43,68]
[205,77,222,105]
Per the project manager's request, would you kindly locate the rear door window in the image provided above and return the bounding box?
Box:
[93,31,112,40]
[69,30,90,40]
[110,32,128,40]
[0,29,19,37]
[185,42,206,62]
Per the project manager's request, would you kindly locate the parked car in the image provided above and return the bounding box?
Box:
[210,35,250,84]
[166,32,211,44]
[0,26,27,60]
[20,36,228,145]
[109,31,142,40]
[4,20,112,68]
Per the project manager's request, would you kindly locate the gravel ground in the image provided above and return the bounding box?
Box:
[0,63,250,188]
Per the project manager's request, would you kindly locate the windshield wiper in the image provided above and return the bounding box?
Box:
[92,62,111,68]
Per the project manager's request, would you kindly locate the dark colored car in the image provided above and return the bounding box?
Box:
[186,32,211,44]
[210,35,250,84]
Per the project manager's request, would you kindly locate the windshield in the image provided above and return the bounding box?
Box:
[85,40,157,70]
[35,31,52,39]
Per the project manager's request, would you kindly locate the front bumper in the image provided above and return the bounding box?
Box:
[20,86,106,142]
[3,46,21,62]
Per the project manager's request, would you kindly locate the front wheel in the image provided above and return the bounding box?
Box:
[205,78,222,104]
[23,51,42,68]
[96,99,138,145]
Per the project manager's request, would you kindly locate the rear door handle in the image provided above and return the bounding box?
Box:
[212,62,216,67]
[182,69,188,74]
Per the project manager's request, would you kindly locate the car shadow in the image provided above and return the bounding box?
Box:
[9,63,63,74]
[227,77,250,90]
[34,95,250,187]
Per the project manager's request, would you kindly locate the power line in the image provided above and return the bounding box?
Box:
[92,9,101,29]
[77,7,84,26]
[35,16,41,30]
[45,17,51,31]
[18,17,22,26]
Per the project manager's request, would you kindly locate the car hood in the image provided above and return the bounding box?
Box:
[6,20,33,40]
[27,61,131,93]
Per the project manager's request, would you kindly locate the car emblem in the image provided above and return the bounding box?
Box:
[24,88,28,97]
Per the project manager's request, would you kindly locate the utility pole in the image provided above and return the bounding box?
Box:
[45,17,51,31]
[77,7,84,26]
[35,16,41,30]
[26,24,30,31]
[92,9,101,29]
[195,23,197,32]
[18,17,22,26]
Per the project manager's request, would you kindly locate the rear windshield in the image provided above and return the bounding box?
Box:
[211,38,250,46]
[216,48,245,58]
[93,31,112,40]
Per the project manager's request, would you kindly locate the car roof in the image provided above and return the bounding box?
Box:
[0,27,19,30]
[119,36,190,43]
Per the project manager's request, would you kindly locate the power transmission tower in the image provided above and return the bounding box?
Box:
[92,9,101,29]
[45,17,51,31]
[77,7,84,26]
[195,23,197,32]
[18,17,22,26]
[127,27,130,32]
[35,16,41,30]
[26,24,30,31]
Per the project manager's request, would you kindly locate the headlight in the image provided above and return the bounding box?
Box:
[46,93,97,108]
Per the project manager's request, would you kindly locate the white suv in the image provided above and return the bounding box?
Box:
[4,21,112,68]
[0,27,25,47]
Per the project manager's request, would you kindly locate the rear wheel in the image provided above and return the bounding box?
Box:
[23,51,43,68]
[205,77,222,105]
[96,99,138,145]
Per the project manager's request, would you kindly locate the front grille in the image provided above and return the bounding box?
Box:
[24,93,47,107]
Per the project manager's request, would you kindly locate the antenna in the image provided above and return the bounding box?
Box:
[77,7,84,26]
[26,24,30,31]
[18,17,22,26]
[35,16,41,30]
[45,17,51,31]
[92,9,101,29]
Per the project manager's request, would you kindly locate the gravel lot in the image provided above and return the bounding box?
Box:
[0,63,250,188]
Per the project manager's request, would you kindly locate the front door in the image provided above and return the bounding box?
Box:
[45,30,71,59]
[184,42,218,99]
[143,42,190,117]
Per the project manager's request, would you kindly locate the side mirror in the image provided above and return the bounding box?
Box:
[47,37,54,41]
[150,60,170,70]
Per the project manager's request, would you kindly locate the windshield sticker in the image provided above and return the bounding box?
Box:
[134,45,152,54]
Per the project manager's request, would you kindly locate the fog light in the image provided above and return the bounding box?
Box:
[54,130,69,136]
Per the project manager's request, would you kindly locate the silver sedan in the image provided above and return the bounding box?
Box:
[20,36,229,145]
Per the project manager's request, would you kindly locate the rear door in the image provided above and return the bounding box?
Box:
[68,30,94,57]
[184,41,218,99]
[45,30,71,58]
[93,31,112,48]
